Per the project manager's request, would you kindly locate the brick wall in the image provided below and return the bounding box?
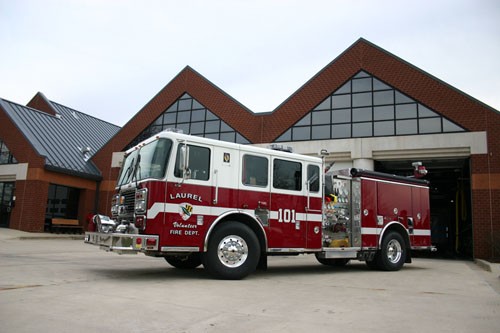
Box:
[10,180,48,232]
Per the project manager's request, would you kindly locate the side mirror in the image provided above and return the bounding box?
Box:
[179,143,191,180]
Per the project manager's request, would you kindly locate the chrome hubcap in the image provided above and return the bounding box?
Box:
[217,235,248,268]
[386,239,402,264]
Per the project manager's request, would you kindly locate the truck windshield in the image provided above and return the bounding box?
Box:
[117,138,172,186]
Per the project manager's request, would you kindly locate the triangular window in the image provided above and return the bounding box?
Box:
[275,71,466,142]
[126,93,250,149]
[0,139,17,164]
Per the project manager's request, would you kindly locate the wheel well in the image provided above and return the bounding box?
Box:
[204,213,267,253]
[381,223,412,263]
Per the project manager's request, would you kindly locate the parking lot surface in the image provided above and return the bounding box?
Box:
[0,233,499,333]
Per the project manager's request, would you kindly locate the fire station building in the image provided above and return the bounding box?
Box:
[1,38,499,261]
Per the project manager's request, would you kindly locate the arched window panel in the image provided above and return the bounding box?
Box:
[125,93,250,149]
[274,70,466,142]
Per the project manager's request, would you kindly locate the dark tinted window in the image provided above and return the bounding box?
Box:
[273,159,302,191]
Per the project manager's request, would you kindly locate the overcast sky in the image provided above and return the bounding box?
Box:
[1,0,499,127]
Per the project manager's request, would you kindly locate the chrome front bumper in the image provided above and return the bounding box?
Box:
[84,232,159,254]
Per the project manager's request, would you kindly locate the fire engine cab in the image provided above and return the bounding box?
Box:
[85,130,433,279]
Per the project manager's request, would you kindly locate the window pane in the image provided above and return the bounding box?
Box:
[374,121,394,136]
[396,119,418,135]
[395,91,414,104]
[242,155,268,187]
[312,110,330,124]
[177,99,192,111]
[191,109,205,122]
[332,124,351,138]
[205,120,220,133]
[374,105,394,120]
[206,110,218,120]
[443,119,465,132]
[352,92,372,107]
[373,78,391,91]
[396,103,417,119]
[419,118,441,133]
[219,132,235,142]
[166,102,178,113]
[190,122,204,134]
[352,77,371,92]
[153,115,164,126]
[354,71,369,78]
[353,122,372,137]
[192,100,204,109]
[314,98,330,110]
[307,165,320,192]
[275,129,291,142]
[374,90,394,105]
[164,112,176,124]
[295,113,310,126]
[332,94,351,109]
[311,125,330,139]
[236,133,250,144]
[418,104,439,118]
[334,82,351,94]
[220,121,232,132]
[205,133,219,140]
[332,109,351,123]
[273,159,302,191]
[177,111,191,123]
[177,123,190,134]
[292,127,310,141]
[352,107,372,122]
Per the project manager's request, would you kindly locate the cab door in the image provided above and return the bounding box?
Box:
[268,157,307,249]
[165,142,214,248]
[238,153,271,233]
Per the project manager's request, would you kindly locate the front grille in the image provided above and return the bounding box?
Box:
[121,190,135,214]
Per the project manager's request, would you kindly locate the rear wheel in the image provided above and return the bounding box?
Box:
[165,253,202,269]
[203,222,260,280]
[376,231,406,271]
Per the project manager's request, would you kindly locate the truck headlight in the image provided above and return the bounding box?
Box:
[111,194,120,216]
[135,188,148,214]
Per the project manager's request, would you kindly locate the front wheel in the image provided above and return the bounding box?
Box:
[376,231,406,271]
[203,222,260,280]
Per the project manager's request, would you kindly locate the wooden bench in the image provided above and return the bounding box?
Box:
[50,218,83,234]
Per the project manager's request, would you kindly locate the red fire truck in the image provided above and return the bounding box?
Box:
[85,130,433,279]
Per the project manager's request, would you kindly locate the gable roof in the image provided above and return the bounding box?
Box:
[0,93,120,180]
[98,38,500,153]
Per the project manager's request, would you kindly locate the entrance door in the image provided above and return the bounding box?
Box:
[0,182,15,228]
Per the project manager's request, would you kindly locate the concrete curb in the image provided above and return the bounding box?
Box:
[475,259,500,278]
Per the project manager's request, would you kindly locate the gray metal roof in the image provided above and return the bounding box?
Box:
[0,97,120,180]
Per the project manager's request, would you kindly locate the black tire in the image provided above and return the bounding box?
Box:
[202,222,260,280]
[376,231,406,271]
[315,254,350,267]
[165,253,202,269]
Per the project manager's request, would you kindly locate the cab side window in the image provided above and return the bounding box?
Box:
[307,165,320,192]
[273,159,302,191]
[242,155,268,187]
[174,144,210,181]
